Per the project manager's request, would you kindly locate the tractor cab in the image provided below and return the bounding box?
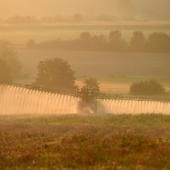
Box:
[78,87,97,113]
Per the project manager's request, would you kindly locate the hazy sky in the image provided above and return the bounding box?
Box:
[0,0,170,20]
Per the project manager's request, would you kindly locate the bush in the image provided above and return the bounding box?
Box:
[130,80,166,95]
[33,58,76,93]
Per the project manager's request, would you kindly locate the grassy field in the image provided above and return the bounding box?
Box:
[1,114,170,170]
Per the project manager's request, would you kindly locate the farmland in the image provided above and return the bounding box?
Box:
[17,48,170,94]
[1,24,170,94]
[1,114,170,170]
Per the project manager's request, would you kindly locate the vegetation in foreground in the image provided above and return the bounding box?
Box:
[0,114,170,170]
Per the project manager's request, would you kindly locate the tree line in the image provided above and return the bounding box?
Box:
[0,44,167,96]
[27,31,170,53]
[0,15,122,24]
[0,45,99,96]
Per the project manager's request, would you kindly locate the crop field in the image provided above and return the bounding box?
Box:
[1,114,170,170]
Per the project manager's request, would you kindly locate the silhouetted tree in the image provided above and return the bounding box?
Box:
[130,80,165,95]
[0,59,12,83]
[109,31,127,51]
[33,58,76,92]
[31,31,170,53]
[91,34,107,50]
[82,78,100,98]
[148,32,170,52]
[78,32,93,50]
[130,31,146,51]
[0,43,21,81]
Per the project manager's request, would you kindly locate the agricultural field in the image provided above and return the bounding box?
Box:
[17,49,170,79]
[1,2,170,170]
[1,114,170,170]
[17,48,170,94]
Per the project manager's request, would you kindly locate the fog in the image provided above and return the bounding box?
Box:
[0,0,169,94]
[0,0,170,21]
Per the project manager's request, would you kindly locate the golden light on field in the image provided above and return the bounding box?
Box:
[0,0,169,115]
[0,1,170,170]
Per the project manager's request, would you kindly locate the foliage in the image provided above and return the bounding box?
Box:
[109,30,127,51]
[84,78,100,94]
[34,31,170,52]
[130,31,147,51]
[130,80,166,95]
[148,32,170,52]
[80,78,100,99]
[33,58,76,92]
[0,59,12,83]
[0,42,21,81]
[78,32,107,50]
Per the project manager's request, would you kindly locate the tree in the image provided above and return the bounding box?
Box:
[33,58,76,92]
[148,32,170,52]
[109,31,127,51]
[130,80,165,95]
[81,78,100,98]
[0,42,21,81]
[0,59,12,83]
[78,32,107,50]
[130,31,146,51]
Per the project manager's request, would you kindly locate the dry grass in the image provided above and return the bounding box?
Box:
[0,114,170,170]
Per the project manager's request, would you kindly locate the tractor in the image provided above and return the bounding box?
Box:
[77,87,98,113]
